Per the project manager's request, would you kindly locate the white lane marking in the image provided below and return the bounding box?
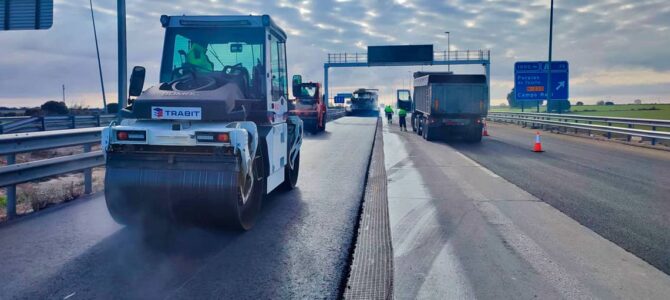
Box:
[454,151,500,178]
[63,292,76,300]
[449,147,593,298]
[476,201,593,299]
[417,241,475,300]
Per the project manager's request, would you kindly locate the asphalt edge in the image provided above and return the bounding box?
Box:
[342,118,394,300]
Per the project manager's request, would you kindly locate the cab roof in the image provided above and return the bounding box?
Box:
[160,15,287,40]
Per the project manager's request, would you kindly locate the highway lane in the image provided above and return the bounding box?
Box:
[0,117,377,299]
[384,120,670,299]
[452,122,670,275]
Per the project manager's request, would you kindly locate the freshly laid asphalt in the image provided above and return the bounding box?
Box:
[0,117,377,299]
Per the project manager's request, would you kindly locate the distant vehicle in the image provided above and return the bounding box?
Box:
[396,89,412,111]
[344,99,352,114]
[412,73,488,142]
[348,88,379,115]
[290,75,327,133]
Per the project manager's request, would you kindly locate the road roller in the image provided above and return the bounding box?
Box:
[101,15,303,230]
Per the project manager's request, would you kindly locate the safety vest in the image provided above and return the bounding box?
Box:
[384,106,393,113]
[186,43,213,71]
[398,108,407,117]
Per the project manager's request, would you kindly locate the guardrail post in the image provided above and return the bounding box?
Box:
[70,115,76,129]
[627,124,632,142]
[96,115,101,127]
[607,123,612,139]
[41,117,46,131]
[588,121,592,136]
[651,126,657,145]
[83,144,92,194]
[5,154,17,219]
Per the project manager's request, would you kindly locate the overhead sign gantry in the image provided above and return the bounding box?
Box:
[323,45,491,104]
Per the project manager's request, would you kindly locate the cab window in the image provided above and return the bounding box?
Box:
[270,34,287,101]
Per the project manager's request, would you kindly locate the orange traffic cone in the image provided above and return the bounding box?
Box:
[482,122,490,137]
[533,131,544,152]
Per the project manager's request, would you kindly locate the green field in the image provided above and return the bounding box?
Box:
[491,104,670,120]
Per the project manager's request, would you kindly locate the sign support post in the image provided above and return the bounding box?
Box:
[547,0,555,112]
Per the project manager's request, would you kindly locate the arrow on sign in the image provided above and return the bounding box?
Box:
[556,81,565,91]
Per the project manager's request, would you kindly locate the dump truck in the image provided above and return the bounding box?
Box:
[101,15,303,230]
[396,89,412,111]
[289,75,327,133]
[348,88,379,115]
[411,73,488,142]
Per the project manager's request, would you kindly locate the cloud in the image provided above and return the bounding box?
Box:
[0,0,669,107]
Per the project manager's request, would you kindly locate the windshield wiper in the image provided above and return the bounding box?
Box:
[207,45,225,67]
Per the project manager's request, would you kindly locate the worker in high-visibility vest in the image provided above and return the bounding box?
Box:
[398,108,408,131]
[186,43,214,71]
[384,105,394,124]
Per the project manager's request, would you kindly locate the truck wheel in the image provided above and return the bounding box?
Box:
[230,144,266,230]
[465,126,483,143]
[321,114,327,132]
[281,152,300,190]
[411,115,417,132]
[417,117,423,136]
[423,125,436,141]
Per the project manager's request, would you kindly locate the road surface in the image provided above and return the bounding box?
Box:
[385,119,670,299]
[453,122,670,275]
[0,117,377,299]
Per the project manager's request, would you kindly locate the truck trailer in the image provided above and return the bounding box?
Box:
[102,15,303,231]
[411,73,488,142]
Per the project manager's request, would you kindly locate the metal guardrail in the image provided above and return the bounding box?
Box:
[327,108,346,121]
[488,112,670,145]
[0,114,115,134]
[1,128,104,219]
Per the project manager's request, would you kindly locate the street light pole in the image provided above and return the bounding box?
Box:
[89,0,107,113]
[117,0,127,116]
[547,0,554,113]
[445,31,450,72]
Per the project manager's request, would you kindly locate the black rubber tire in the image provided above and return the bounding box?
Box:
[417,117,423,136]
[321,113,327,132]
[228,144,266,231]
[280,152,300,190]
[423,124,436,141]
[411,115,417,132]
[465,126,483,143]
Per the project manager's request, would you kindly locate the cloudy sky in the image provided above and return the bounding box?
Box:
[0,0,669,108]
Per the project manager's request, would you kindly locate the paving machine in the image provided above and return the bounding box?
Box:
[102,15,303,230]
[289,75,327,133]
[348,88,379,115]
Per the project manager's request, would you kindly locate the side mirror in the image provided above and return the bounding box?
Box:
[128,66,146,97]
